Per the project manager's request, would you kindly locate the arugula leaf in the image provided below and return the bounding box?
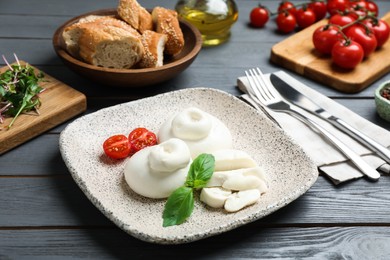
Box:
[162,153,215,227]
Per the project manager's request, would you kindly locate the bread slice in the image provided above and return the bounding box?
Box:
[152,7,184,55]
[62,15,139,58]
[62,15,104,57]
[138,30,167,68]
[118,0,153,33]
[138,6,153,33]
[78,24,144,69]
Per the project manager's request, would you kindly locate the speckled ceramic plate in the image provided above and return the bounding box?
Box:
[59,88,318,244]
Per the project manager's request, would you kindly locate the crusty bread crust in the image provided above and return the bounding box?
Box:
[62,15,104,57]
[63,15,140,58]
[138,6,153,33]
[117,0,140,29]
[152,7,184,56]
[139,30,167,68]
[78,24,144,69]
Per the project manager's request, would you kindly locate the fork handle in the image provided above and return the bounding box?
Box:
[328,116,390,164]
[286,106,380,181]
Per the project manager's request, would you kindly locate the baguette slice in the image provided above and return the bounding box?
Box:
[62,15,139,58]
[138,30,167,68]
[78,24,144,69]
[62,15,104,57]
[118,0,153,33]
[152,7,184,55]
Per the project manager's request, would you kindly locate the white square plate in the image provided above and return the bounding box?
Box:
[59,88,318,244]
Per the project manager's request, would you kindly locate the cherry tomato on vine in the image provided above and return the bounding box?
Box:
[327,0,350,16]
[363,19,390,48]
[128,127,157,155]
[308,1,327,21]
[276,11,297,33]
[365,0,379,16]
[250,6,269,28]
[350,0,367,10]
[278,1,297,16]
[345,25,378,57]
[328,13,356,28]
[313,24,344,55]
[349,0,368,17]
[103,134,131,159]
[295,7,316,29]
[331,39,364,69]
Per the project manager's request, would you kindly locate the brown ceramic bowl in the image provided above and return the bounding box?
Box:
[53,9,202,88]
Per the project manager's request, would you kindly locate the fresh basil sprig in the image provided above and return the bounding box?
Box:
[0,55,44,129]
[162,153,215,227]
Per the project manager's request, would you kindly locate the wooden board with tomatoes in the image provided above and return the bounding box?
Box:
[0,61,87,154]
[270,11,390,93]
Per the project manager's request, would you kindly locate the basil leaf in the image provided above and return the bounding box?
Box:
[162,186,194,227]
[186,153,215,189]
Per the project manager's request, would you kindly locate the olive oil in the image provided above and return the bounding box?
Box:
[175,0,238,46]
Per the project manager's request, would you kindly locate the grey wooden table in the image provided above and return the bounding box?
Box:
[1,0,390,259]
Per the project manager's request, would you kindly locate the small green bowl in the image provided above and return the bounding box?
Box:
[375,81,390,122]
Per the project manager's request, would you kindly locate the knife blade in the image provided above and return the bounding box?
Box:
[270,72,390,164]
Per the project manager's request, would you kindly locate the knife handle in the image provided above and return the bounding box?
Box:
[329,116,390,165]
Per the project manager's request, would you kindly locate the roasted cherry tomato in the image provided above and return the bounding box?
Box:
[295,7,316,29]
[278,1,297,16]
[103,134,131,159]
[345,24,378,57]
[308,1,327,21]
[327,0,350,16]
[313,24,343,55]
[331,39,364,69]
[276,11,297,33]
[250,6,269,28]
[128,127,157,155]
[363,19,390,48]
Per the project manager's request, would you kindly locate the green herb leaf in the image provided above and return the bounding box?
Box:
[0,58,44,129]
[185,153,215,189]
[162,153,215,227]
[162,186,194,227]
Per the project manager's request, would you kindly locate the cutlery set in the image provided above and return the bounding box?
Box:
[245,68,390,181]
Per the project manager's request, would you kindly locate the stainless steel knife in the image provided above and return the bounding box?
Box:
[270,72,390,164]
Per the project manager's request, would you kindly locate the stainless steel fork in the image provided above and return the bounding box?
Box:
[245,68,380,181]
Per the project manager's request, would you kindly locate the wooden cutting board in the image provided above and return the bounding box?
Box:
[271,12,390,93]
[0,61,86,154]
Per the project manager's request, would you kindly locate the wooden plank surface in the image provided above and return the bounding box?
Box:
[0,61,86,154]
[271,12,390,93]
[1,0,390,258]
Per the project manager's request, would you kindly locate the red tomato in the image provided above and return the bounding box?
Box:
[278,1,297,16]
[349,0,368,17]
[313,24,343,55]
[128,127,157,155]
[363,19,390,48]
[296,7,317,29]
[345,25,378,57]
[327,0,350,16]
[276,11,297,33]
[331,39,364,69]
[308,1,327,21]
[365,0,379,16]
[328,13,356,28]
[250,6,269,28]
[103,135,131,159]
[350,0,367,10]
